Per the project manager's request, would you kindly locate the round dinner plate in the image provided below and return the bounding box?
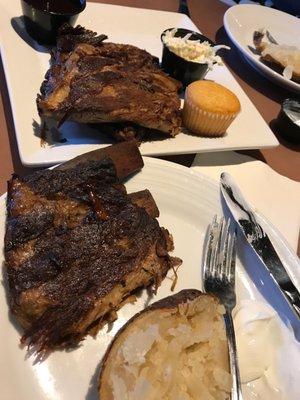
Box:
[0,157,299,399]
[224,4,300,93]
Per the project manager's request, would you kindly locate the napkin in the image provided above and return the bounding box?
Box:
[191,151,300,252]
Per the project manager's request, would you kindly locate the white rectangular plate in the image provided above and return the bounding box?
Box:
[0,0,278,166]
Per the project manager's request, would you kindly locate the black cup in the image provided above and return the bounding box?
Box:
[21,0,86,45]
[276,98,300,144]
[161,28,215,87]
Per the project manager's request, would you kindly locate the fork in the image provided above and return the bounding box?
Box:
[203,216,243,400]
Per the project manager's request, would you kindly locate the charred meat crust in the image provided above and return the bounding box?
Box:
[4,144,178,352]
[142,289,202,312]
[5,209,54,252]
[23,158,117,198]
[91,122,155,144]
[128,190,159,219]
[37,24,182,140]
[55,24,108,54]
[55,141,144,180]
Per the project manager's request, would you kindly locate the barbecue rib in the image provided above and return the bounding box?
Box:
[37,25,182,140]
[4,142,179,352]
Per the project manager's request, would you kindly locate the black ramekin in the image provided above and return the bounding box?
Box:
[276,98,300,144]
[161,28,215,87]
[21,0,86,45]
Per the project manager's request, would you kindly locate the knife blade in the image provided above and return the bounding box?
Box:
[220,172,300,319]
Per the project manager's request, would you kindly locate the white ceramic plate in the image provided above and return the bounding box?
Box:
[224,4,300,93]
[0,157,299,399]
[0,0,278,166]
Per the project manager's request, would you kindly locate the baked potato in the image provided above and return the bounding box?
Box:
[98,289,231,399]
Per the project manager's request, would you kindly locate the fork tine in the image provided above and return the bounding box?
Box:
[223,226,237,286]
[220,218,230,277]
[216,217,225,276]
[209,215,218,278]
[229,230,237,285]
[224,219,231,277]
[203,215,217,282]
[210,216,223,278]
[203,217,237,292]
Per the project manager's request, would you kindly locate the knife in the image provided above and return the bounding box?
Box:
[220,172,300,319]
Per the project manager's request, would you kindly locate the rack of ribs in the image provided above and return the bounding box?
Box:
[37,25,182,141]
[4,142,180,353]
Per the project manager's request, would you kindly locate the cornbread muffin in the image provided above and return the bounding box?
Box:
[183,81,241,136]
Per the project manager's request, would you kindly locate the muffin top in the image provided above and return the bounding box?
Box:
[186,81,241,115]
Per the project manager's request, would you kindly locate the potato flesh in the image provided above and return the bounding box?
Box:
[105,297,231,400]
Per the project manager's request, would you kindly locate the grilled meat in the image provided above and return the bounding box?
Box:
[92,122,153,144]
[37,25,182,140]
[4,142,179,352]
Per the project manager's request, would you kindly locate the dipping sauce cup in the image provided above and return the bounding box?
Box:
[21,0,86,45]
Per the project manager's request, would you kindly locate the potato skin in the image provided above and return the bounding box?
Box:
[98,289,206,398]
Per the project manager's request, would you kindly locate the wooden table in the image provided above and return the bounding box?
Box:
[0,0,299,248]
